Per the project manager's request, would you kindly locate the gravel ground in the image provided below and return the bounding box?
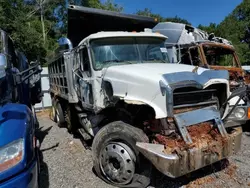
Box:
[36,112,250,188]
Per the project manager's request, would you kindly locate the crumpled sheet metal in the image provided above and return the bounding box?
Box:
[136,127,242,178]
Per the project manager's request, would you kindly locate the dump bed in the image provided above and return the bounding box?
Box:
[68,5,158,47]
[48,52,78,103]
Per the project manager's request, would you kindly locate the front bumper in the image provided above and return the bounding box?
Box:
[224,105,250,128]
[0,160,38,188]
[136,126,242,178]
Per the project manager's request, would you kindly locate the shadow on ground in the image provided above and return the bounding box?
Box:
[149,159,229,188]
[36,126,59,188]
[242,121,250,134]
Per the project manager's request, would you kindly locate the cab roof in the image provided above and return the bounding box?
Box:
[78,31,168,46]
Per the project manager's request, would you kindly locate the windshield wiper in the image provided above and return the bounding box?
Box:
[148,58,168,63]
[103,59,133,64]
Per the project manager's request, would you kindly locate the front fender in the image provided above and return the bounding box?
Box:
[0,103,35,182]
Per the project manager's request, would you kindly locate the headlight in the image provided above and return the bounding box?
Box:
[0,139,24,172]
[234,108,246,119]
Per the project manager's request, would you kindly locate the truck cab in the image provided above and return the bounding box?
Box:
[0,29,41,188]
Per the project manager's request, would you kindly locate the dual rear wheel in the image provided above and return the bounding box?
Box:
[51,99,64,127]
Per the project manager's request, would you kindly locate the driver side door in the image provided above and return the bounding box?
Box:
[78,46,94,110]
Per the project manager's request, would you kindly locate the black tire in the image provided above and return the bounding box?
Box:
[34,112,39,129]
[51,98,57,123]
[92,121,152,188]
[65,105,77,133]
[55,100,65,127]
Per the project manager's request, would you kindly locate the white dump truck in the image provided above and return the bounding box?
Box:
[48,5,243,188]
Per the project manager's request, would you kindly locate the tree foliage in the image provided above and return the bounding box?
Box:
[1,1,248,66]
[136,8,191,25]
[198,0,250,64]
[0,0,123,64]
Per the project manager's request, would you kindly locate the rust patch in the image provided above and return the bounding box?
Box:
[174,106,205,114]
[209,65,250,87]
[224,163,237,177]
[186,176,216,188]
[154,122,226,155]
[173,104,215,114]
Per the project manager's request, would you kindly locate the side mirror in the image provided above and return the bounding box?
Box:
[0,54,7,79]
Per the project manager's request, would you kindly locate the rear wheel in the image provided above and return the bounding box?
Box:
[51,98,57,123]
[92,121,151,188]
[55,100,65,127]
[65,105,77,133]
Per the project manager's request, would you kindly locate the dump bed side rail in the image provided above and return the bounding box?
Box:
[48,52,78,103]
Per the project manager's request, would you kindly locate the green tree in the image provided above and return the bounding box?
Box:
[136,8,191,25]
[0,0,123,65]
[53,0,123,36]
[201,0,250,64]
[197,23,219,35]
[137,8,164,22]
[0,0,54,63]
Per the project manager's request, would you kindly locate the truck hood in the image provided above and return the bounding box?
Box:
[103,63,207,77]
[103,63,229,86]
[102,63,229,119]
[0,103,29,147]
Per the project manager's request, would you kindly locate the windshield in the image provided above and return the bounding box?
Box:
[90,37,170,70]
[203,45,238,67]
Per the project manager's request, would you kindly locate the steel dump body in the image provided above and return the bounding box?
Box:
[68,5,158,47]
[48,51,77,103]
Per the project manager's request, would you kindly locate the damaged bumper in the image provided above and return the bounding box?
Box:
[136,126,242,178]
[137,106,242,178]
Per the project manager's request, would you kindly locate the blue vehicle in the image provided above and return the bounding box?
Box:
[0,29,42,188]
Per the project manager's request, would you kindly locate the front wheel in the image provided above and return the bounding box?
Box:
[92,121,151,188]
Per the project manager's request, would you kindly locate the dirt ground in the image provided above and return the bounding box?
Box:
[36,111,250,188]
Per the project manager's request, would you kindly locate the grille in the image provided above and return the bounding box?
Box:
[173,88,218,108]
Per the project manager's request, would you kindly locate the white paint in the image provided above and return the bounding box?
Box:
[102,63,229,119]
[78,31,167,46]
[35,67,51,111]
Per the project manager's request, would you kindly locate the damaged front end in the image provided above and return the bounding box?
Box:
[136,70,243,178]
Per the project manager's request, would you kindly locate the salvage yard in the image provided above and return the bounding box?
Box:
[36,111,250,188]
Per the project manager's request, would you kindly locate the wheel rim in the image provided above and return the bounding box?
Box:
[99,142,136,185]
[52,106,56,118]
